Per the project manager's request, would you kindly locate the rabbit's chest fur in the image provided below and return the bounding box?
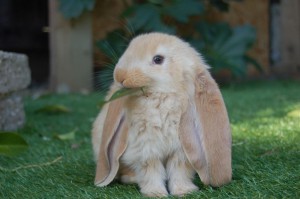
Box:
[121,92,187,165]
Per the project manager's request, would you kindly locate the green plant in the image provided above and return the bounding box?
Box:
[59,0,96,19]
[56,0,261,91]
[190,22,261,76]
[95,0,261,91]
[123,0,204,33]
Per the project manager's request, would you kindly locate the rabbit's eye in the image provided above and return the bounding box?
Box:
[153,55,164,65]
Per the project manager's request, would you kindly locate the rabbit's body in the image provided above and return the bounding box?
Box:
[123,92,185,164]
[92,33,232,197]
[119,92,197,196]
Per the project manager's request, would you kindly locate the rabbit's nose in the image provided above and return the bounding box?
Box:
[114,68,127,84]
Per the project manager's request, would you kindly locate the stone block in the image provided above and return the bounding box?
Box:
[0,51,31,93]
[0,93,25,131]
[0,51,31,131]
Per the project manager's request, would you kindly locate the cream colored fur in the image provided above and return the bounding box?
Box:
[121,92,197,196]
[92,32,232,197]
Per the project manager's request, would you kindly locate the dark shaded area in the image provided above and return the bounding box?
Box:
[0,0,49,86]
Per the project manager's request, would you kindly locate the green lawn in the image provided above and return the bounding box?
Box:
[1,81,299,198]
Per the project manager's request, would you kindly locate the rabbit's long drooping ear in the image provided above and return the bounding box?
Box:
[180,69,232,187]
[95,98,129,187]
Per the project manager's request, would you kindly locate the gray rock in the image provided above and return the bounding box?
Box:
[0,93,25,131]
[0,51,31,131]
[0,51,31,93]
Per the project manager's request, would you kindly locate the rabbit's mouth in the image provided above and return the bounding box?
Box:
[115,68,151,88]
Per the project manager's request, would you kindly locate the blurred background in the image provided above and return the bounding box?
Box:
[1,0,299,92]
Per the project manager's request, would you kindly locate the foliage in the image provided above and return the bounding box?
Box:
[209,0,243,11]
[58,0,95,19]
[122,0,204,34]
[54,129,77,141]
[34,104,71,114]
[0,81,299,198]
[96,0,261,91]
[98,87,144,108]
[0,132,28,157]
[56,0,262,90]
[191,22,260,76]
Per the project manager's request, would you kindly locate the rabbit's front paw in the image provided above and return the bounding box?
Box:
[141,185,168,197]
[169,181,198,196]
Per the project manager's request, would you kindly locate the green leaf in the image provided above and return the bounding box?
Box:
[0,133,28,157]
[127,4,175,33]
[245,55,263,72]
[128,4,158,31]
[121,5,138,18]
[98,87,143,108]
[54,129,76,140]
[35,105,71,114]
[109,87,142,100]
[196,22,259,77]
[197,22,230,45]
[163,0,204,23]
[209,0,229,11]
[219,25,256,56]
[59,0,95,19]
[209,0,243,11]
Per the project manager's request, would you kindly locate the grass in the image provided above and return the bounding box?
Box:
[0,80,300,198]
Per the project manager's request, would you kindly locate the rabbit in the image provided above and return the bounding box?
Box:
[92,32,232,197]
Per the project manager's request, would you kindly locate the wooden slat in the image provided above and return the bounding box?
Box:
[278,0,300,73]
[49,0,93,92]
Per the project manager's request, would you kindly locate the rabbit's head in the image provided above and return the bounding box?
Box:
[114,33,207,93]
